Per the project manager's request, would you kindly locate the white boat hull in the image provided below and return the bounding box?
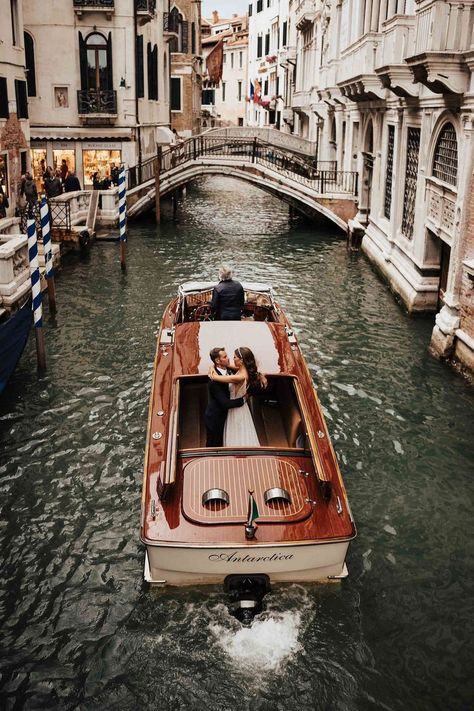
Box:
[144,540,350,586]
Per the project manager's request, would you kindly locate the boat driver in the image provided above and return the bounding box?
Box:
[211,266,245,321]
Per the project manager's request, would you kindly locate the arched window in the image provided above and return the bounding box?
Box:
[169,7,188,53]
[432,122,458,187]
[24,32,36,97]
[79,32,113,92]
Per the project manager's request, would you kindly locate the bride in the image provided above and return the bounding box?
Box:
[209,347,267,447]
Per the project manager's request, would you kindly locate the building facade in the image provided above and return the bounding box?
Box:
[22,0,172,191]
[201,12,248,128]
[169,0,202,137]
[283,0,474,375]
[0,0,31,217]
[246,0,290,129]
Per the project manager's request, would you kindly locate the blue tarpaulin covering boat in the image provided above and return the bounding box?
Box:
[0,304,32,394]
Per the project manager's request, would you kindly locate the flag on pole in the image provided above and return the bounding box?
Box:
[27,218,43,329]
[247,491,259,527]
[118,168,127,242]
[40,196,53,279]
[250,80,255,101]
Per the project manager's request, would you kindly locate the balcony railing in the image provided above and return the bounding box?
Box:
[77,89,117,115]
[135,0,156,15]
[73,0,114,9]
[163,12,179,34]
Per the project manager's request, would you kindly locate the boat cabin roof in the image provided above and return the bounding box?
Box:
[172,321,296,376]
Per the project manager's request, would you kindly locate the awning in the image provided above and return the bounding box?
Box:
[30,127,133,141]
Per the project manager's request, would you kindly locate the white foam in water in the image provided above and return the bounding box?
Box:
[211,610,304,672]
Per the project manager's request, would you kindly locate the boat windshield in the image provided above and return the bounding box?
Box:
[177,374,307,451]
[176,283,279,323]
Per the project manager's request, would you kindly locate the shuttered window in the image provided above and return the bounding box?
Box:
[136,35,144,99]
[15,79,28,119]
[257,36,262,58]
[0,78,9,119]
[171,77,181,111]
[147,42,158,100]
[24,32,36,97]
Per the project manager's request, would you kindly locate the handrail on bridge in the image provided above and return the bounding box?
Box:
[125,136,358,198]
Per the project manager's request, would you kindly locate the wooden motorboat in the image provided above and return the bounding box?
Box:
[0,301,32,395]
[141,282,356,615]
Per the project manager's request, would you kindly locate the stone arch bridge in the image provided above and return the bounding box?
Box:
[126,134,359,232]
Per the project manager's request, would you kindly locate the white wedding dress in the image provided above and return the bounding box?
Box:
[223,380,260,447]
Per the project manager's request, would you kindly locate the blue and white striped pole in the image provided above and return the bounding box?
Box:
[40,195,56,313]
[27,217,46,369]
[119,168,127,270]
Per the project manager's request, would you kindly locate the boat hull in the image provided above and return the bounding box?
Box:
[144,539,350,586]
[0,304,32,395]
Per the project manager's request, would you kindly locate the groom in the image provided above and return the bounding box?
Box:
[205,347,245,447]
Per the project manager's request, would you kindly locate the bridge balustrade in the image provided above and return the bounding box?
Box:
[126,136,358,198]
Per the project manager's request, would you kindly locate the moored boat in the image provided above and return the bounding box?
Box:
[0,301,32,395]
[141,282,356,615]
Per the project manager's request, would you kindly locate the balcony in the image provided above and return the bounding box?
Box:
[405,0,472,94]
[375,15,417,98]
[295,0,317,31]
[279,46,297,66]
[281,108,294,125]
[77,89,117,122]
[73,0,114,19]
[135,0,156,24]
[163,11,179,36]
[338,35,386,101]
[425,177,457,245]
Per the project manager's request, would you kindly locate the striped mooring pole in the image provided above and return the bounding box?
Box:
[27,216,46,370]
[119,168,127,271]
[40,195,57,313]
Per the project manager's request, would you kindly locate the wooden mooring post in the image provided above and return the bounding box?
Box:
[27,216,46,370]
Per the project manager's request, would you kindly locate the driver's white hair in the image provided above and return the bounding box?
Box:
[219,265,233,281]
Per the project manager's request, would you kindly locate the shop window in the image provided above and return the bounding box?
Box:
[24,32,37,97]
[0,154,9,197]
[79,32,113,92]
[15,80,28,119]
[169,8,188,54]
[0,78,9,119]
[53,150,76,180]
[83,149,121,186]
[171,77,181,111]
[432,122,458,187]
[147,42,158,100]
[31,148,47,187]
[136,35,144,99]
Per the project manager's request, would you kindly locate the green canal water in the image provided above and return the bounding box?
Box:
[1,177,473,710]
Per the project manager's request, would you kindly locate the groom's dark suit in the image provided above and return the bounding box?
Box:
[205,370,244,447]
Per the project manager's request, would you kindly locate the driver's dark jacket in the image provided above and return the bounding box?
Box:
[211,279,244,320]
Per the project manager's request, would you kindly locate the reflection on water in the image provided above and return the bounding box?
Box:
[0,177,473,710]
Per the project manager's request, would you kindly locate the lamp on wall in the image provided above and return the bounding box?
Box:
[120,77,126,88]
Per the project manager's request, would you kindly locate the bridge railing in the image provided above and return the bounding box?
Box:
[126,136,358,197]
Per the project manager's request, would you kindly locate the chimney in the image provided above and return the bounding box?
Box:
[212,10,219,23]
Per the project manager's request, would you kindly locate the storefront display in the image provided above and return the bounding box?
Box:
[83,149,121,186]
[53,150,76,180]
[0,154,8,196]
[31,148,47,189]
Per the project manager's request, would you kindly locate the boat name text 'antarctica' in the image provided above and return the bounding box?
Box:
[208,551,294,563]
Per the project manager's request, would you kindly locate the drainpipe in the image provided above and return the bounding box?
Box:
[134,1,142,182]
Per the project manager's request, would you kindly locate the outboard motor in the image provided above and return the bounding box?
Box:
[224,574,270,625]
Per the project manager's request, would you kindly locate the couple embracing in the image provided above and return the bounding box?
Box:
[204,346,267,448]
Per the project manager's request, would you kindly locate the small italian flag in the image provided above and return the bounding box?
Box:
[247,491,259,527]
